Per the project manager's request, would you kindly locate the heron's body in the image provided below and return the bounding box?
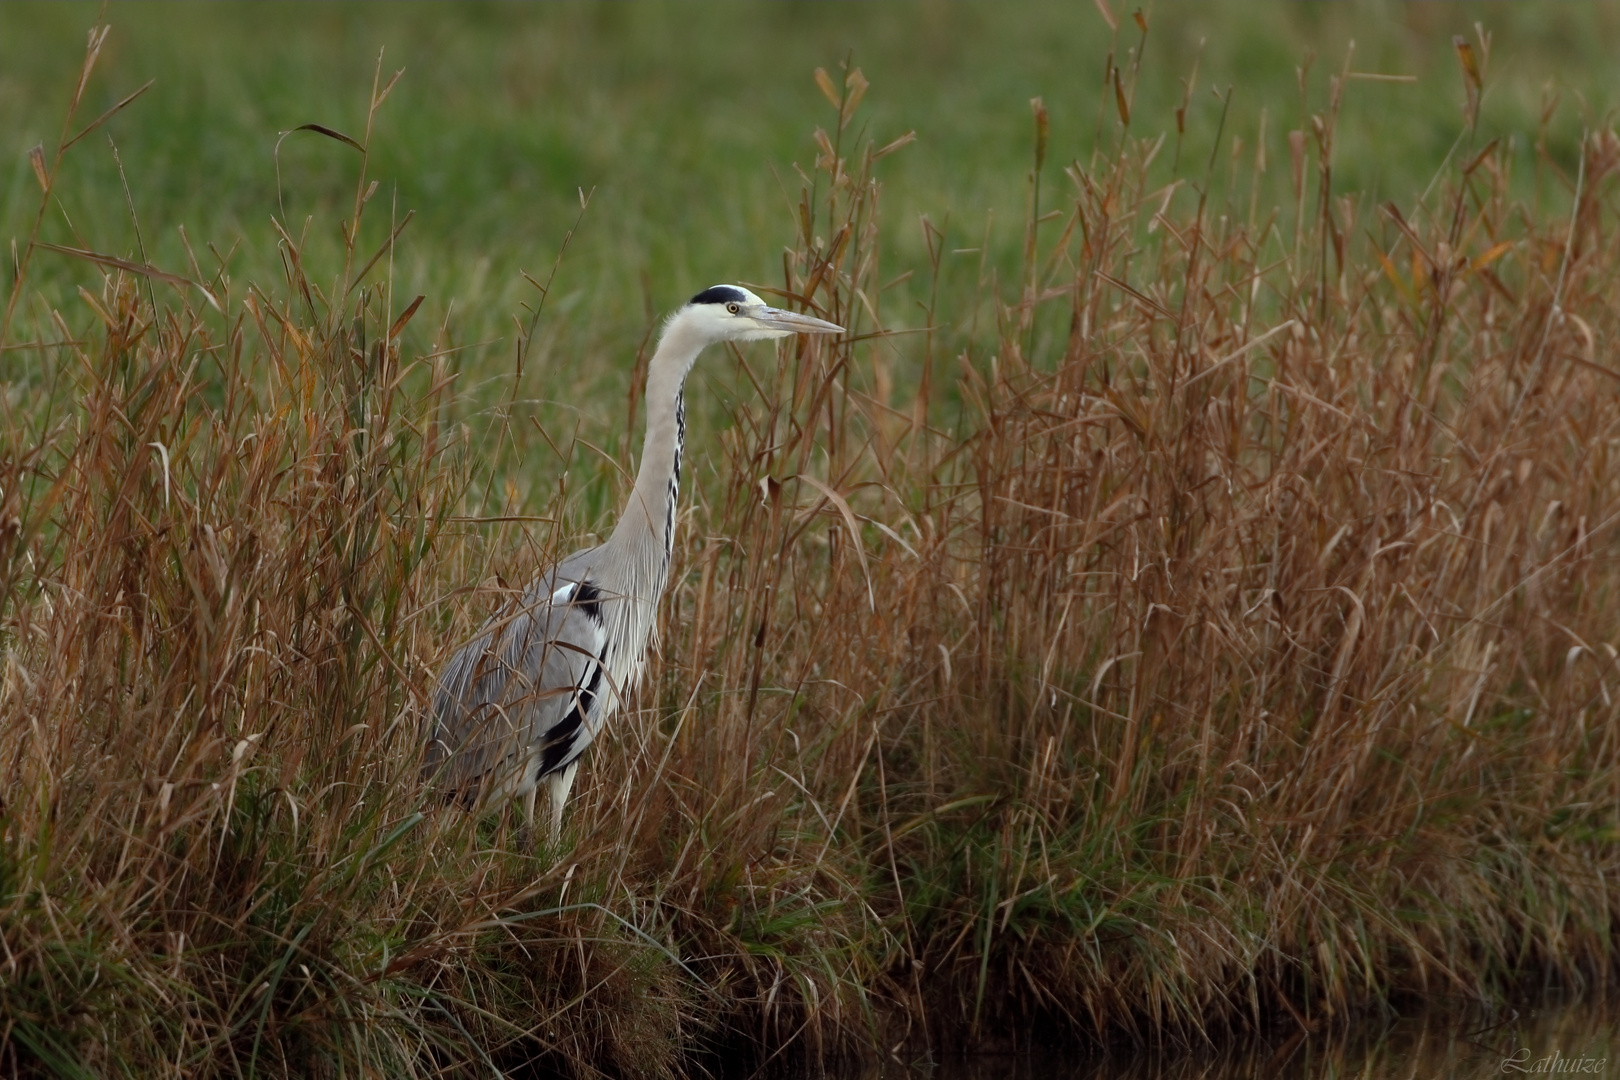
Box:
[424,286,840,837]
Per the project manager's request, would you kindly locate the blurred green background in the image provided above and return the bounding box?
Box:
[2,2,1614,467]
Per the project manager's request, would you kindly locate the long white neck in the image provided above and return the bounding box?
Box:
[606,314,706,583]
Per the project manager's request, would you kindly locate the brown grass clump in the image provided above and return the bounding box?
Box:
[4,21,1620,1078]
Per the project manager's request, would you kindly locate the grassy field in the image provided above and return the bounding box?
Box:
[5,4,1613,405]
[3,3,1620,1076]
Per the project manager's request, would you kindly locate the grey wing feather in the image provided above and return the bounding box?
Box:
[425,569,608,804]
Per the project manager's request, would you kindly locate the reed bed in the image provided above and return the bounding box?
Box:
[3,22,1619,1077]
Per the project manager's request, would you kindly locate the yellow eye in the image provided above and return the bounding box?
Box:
[726,302,741,314]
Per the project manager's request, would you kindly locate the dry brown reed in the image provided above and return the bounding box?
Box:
[4,23,1620,1078]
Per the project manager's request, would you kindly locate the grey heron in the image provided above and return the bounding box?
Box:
[424,285,843,840]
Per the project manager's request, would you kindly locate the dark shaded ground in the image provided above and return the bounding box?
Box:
[751,996,1618,1080]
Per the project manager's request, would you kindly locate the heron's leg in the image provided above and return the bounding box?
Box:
[546,760,580,842]
[520,784,538,830]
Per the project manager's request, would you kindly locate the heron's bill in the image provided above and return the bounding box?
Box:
[754,307,845,335]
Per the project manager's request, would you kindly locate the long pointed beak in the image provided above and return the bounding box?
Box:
[754,306,845,335]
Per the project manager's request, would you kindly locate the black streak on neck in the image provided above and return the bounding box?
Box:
[664,392,684,565]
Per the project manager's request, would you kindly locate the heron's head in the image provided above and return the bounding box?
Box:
[676,285,844,345]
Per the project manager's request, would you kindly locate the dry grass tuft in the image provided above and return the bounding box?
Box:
[4,23,1620,1078]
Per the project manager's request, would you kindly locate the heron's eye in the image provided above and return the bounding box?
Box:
[725,302,741,315]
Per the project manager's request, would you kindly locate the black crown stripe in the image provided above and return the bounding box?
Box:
[688,285,749,306]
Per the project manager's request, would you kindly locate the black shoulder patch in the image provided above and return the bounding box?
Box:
[538,646,605,778]
[538,706,584,778]
[571,581,604,624]
[688,284,748,307]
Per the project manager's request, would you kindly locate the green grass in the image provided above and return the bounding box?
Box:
[5,2,1611,533]
[4,2,1611,378]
